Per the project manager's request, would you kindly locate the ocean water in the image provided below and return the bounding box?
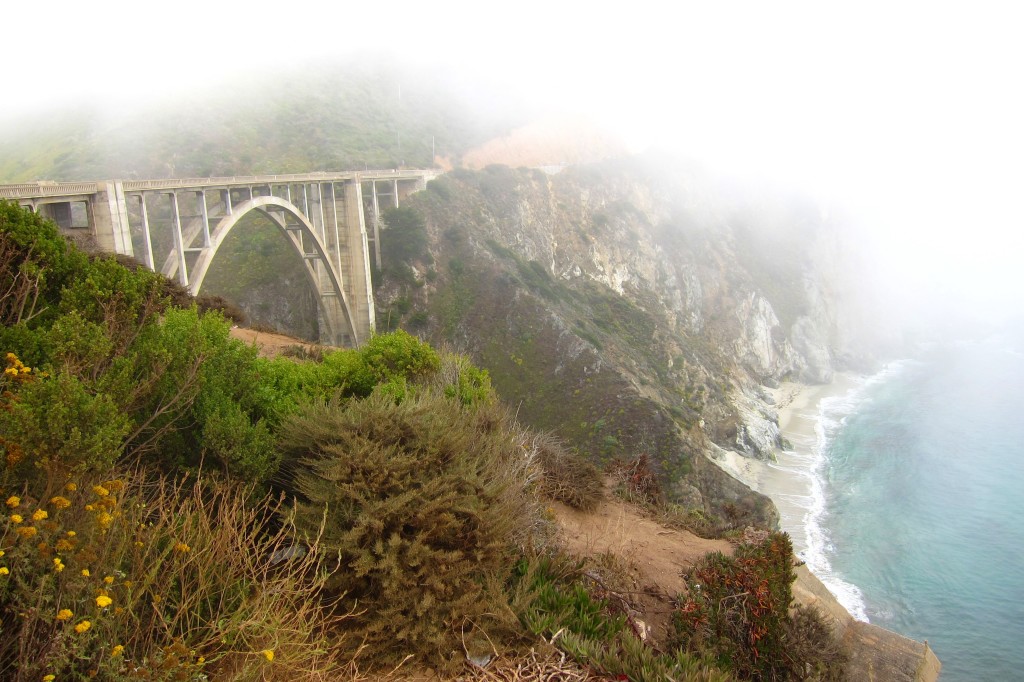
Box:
[803,337,1024,680]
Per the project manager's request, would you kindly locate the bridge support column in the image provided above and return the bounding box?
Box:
[335,180,375,343]
[91,182,133,257]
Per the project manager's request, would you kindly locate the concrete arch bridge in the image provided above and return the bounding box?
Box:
[0,171,437,346]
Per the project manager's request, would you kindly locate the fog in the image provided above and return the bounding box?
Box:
[4,1,1023,330]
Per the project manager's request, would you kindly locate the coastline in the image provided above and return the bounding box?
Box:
[762,374,861,558]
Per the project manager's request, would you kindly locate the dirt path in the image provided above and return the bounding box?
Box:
[229,327,322,358]
[552,495,732,645]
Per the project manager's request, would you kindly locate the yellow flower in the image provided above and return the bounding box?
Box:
[66,531,76,537]
[92,486,109,498]
[111,644,124,658]
[53,558,65,573]
[81,568,90,577]
[10,514,23,524]
[96,595,112,608]
[16,526,37,538]
[97,512,113,529]
[43,675,55,682]
[74,620,91,634]
[261,649,274,662]
[6,495,20,508]
[84,505,94,512]
[64,483,77,492]
[197,656,205,664]
[0,550,4,557]
[56,609,73,621]
[0,567,9,576]
[32,509,48,521]
[103,575,114,585]
[103,480,125,493]
[55,539,74,552]
[174,542,191,553]
[50,496,71,510]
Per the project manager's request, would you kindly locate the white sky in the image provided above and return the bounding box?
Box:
[4,0,1023,322]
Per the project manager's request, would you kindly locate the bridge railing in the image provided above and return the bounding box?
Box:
[121,170,431,192]
[0,182,100,199]
[0,169,436,199]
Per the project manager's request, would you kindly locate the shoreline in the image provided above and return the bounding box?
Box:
[760,374,861,558]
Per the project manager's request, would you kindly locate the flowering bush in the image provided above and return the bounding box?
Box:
[0,471,346,680]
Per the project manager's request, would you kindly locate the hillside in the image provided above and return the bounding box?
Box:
[368,158,884,529]
[2,200,862,680]
[0,62,524,182]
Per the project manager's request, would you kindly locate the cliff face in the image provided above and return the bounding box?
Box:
[375,158,876,525]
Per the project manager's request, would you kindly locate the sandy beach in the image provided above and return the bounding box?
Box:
[760,374,862,557]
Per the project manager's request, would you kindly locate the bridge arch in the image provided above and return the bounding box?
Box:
[187,195,361,345]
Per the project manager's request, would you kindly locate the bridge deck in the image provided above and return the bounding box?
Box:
[0,169,434,199]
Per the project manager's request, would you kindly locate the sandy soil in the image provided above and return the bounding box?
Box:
[552,494,733,645]
[760,374,861,557]
[228,327,322,358]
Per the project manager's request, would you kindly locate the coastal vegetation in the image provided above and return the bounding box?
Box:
[0,201,843,679]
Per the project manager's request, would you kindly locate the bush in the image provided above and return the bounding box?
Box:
[673,532,845,680]
[279,391,539,670]
[0,471,347,681]
[528,432,603,511]
[609,453,663,506]
[513,555,731,682]
[380,206,428,266]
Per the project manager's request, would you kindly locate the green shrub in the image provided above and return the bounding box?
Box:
[279,391,538,670]
[675,532,811,680]
[513,555,731,682]
[783,605,847,681]
[422,351,495,407]
[0,364,130,478]
[514,555,625,642]
[380,206,428,266]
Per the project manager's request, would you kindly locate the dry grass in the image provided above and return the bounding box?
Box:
[0,469,351,681]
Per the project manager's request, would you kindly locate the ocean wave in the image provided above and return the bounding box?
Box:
[797,363,911,623]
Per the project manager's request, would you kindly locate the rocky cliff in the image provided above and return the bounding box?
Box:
[374,156,880,526]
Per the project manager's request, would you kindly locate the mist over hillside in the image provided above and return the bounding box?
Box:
[0,61,529,182]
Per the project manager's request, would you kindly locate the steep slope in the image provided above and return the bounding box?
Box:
[374,158,880,526]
